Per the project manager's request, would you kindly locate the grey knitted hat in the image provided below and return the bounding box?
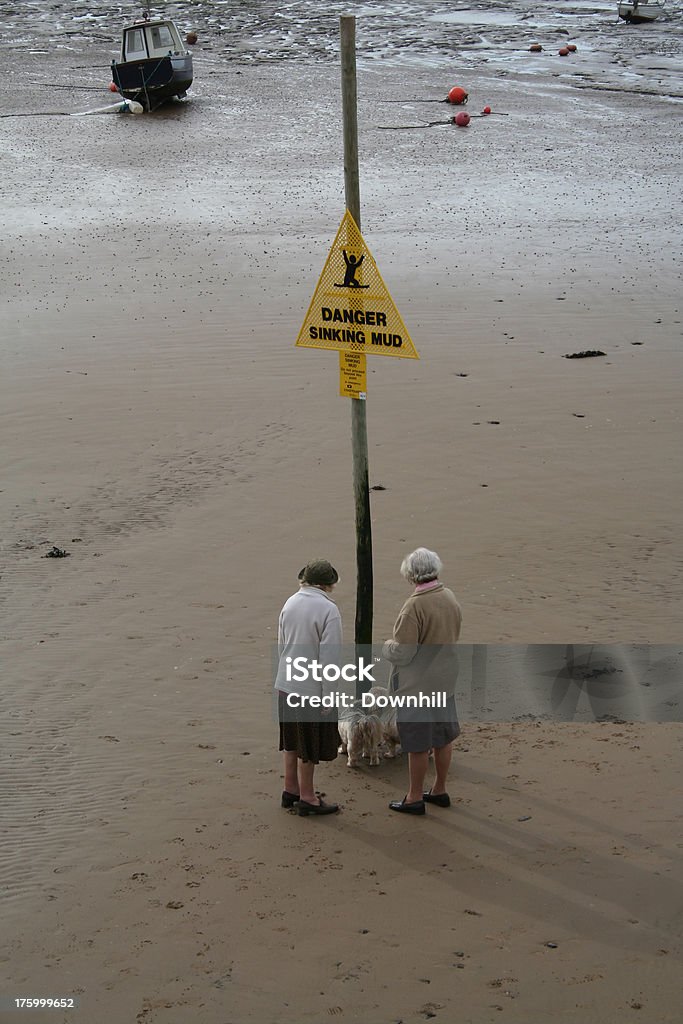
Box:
[298,560,339,586]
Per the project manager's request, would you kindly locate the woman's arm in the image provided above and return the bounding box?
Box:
[319,610,344,702]
[320,609,343,647]
[382,607,419,666]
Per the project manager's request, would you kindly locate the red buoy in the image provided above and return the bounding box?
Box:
[567,43,577,52]
[186,31,198,45]
[453,111,470,127]
[482,105,492,115]
[529,43,542,52]
[108,82,118,92]
[558,47,569,56]
[447,86,468,105]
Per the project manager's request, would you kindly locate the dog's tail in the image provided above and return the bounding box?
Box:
[358,716,381,744]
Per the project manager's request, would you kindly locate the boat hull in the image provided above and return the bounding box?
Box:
[111,54,193,109]
[617,3,664,21]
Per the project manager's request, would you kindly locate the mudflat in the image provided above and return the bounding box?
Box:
[1,30,682,1024]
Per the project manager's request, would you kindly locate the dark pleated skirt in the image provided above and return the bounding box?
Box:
[397,697,461,753]
[278,691,340,764]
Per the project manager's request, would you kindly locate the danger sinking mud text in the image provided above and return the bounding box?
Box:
[309,308,402,348]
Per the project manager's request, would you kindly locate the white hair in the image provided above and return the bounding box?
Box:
[400,547,443,584]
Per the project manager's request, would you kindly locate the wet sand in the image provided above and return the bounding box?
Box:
[1,36,682,1024]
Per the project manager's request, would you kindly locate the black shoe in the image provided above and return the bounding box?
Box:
[423,790,451,808]
[296,798,339,816]
[281,790,300,809]
[389,797,425,816]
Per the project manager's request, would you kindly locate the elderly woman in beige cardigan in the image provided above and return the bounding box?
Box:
[382,548,462,815]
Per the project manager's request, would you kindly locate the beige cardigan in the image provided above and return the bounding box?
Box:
[382,583,462,698]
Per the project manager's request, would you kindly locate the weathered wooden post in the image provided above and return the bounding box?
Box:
[340,14,373,649]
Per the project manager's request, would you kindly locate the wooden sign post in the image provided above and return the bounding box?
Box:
[340,15,373,649]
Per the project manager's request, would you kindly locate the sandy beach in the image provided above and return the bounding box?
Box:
[1,4,683,1022]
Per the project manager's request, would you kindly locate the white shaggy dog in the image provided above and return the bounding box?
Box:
[338,685,401,767]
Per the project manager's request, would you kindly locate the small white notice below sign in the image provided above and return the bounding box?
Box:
[339,350,367,399]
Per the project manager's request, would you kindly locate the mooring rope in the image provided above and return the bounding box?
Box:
[377,112,508,130]
[0,111,71,118]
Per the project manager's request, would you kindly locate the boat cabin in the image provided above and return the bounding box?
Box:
[120,19,187,62]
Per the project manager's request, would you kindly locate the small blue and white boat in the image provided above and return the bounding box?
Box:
[111,11,193,111]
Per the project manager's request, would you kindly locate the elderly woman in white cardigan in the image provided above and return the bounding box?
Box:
[275,559,342,816]
[383,548,463,815]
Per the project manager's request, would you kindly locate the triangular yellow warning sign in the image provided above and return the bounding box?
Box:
[296,210,419,359]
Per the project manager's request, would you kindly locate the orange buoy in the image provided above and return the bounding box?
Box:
[453,111,470,127]
[558,47,569,56]
[108,82,118,92]
[529,43,542,52]
[186,31,198,45]
[482,105,492,115]
[447,86,468,105]
[567,43,577,52]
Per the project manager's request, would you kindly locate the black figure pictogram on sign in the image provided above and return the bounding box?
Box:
[335,250,369,288]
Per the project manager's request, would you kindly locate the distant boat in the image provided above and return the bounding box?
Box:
[111,12,193,111]
[618,1,665,23]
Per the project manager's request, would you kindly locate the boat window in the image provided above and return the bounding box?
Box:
[147,24,176,55]
[124,28,147,60]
